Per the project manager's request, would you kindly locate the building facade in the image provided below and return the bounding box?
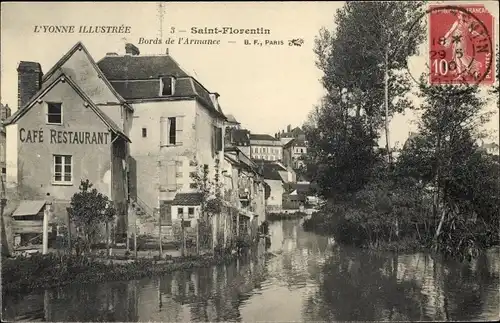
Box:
[250,134,282,161]
[282,138,307,169]
[4,49,131,233]
[97,43,226,235]
[1,104,11,182]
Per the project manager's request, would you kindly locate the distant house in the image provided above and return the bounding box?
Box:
[225,128,251,157]
[225,114,241,129]
[250,133,282,161]
[479,142,499,155]
[283,181,318,210]
[282,138,307,169]
[170,192,203,228]
[261,165,284,213]
[258,160,296,183]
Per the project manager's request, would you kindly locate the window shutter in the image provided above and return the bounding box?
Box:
[159,160,168,189]
[211,125,216,157]
[216,127,223,151]
[167,161,177,191]
[160,117,168,146]
[176,116,184,145]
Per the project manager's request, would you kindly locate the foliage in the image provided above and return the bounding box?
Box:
[67,179,116,251]
[1,250,240,294]
[302,1,498,261]
[189,158,224,218]
[306,1,426,199]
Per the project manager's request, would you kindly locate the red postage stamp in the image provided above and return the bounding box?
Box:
[428,4,495,86]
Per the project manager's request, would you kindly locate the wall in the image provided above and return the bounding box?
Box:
[5,80,126,224]
[129,99,224,213]
[251,145,282,161]
[171,205,201,221]
[128,99,196,208]
[264,179,283,211]
[43,46,130,131]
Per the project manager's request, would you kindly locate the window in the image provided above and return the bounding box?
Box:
[177,207,184,219]
[160,77,175,96]
[142,128,147,138]
[189,183,197,189]
[160,116,183,146]
[300,148,304,153]
[211,125,223,155]
[47,102,62,124]
[53,155,72,184]
[188,207,195,218]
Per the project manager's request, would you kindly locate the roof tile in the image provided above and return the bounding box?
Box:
[172,192,203,206]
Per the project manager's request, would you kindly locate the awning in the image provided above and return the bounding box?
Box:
[12,200,46,217]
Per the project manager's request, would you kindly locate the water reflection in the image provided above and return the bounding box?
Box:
[3,219,499,322]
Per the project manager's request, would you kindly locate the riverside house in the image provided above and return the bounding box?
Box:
[97,43,227,241]
[4,45,132,243]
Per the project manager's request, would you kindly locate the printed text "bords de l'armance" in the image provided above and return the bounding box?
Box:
[33,25,132,34]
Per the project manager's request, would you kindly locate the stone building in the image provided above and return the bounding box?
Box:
[4,46,131,235]
[249,134,282,161]
[96,43,227,239]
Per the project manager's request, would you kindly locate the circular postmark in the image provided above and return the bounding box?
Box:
[405,5,495,87]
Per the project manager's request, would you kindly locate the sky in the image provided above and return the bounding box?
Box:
[1,1,498,147]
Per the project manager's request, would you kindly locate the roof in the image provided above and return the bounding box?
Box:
[97,54,189,80]
[41,42,131,111]
[4,72,131,142]
[172,192,203,206]
[97,54,226,119]
[281,126,305,138]
[291,182,317,195]
[224,146,261,175]
[12,200,46,217]
[250,133,279,141]
[226,114,240,124]
[230,129,251,146]
[283,138,296,148]
[262,167,283,181]
[260,161,287,172]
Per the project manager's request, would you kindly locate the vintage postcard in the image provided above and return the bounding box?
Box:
[1,1,499,322]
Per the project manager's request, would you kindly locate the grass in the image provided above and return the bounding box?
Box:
[1,250,242,294]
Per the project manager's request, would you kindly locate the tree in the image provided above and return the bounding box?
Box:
[307,2,426,199]
[314,1,426,164]
[397,81,498,259]
[67,179,116,255]
[189,158,224,253]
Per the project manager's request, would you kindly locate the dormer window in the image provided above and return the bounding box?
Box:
[160,77,175,96]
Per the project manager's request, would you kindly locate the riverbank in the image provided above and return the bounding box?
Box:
[1,249,254,294]
[267,211,306,221]
[302,211,431,254]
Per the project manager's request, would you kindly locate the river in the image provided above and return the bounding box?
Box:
[3,219,499,322]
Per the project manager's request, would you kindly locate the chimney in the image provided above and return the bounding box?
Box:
[125,43,140,55]
[17,61,43,109]
[0,104,11,121]
[209,93,221,111]
[287,124,291,132]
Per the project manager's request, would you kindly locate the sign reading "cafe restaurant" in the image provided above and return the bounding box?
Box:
[19,128,111,145]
